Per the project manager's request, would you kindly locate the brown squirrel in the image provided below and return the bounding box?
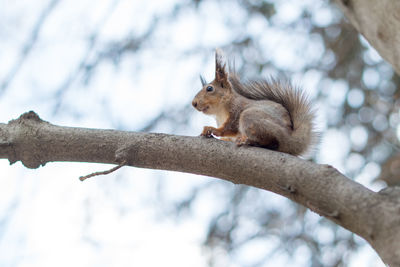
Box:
[192,49,317,156]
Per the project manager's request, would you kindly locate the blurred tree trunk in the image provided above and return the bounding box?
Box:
[334,1,400,265]
[335,0,400,75]
[1,111,400,266]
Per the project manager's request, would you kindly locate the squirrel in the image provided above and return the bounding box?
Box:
[192,49,317,156]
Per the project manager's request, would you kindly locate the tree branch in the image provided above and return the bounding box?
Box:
[1,111,400,265]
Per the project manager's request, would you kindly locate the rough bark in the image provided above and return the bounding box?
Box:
[334,0,400,75]
[1,111,400,265]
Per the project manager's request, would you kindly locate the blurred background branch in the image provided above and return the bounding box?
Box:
[0,0,61,95]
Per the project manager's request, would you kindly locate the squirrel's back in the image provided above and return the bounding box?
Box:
[229,75,317,156]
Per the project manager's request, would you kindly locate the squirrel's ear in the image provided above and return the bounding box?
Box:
[215,48,228,85]
[200,75,207,87]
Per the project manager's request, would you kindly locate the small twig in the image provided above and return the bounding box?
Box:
[79,160,127,181]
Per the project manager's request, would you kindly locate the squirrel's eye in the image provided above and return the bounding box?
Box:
[206,86,214,92]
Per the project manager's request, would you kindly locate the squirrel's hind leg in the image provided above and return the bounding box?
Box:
[238,108,289,151]
[235,135,250,146]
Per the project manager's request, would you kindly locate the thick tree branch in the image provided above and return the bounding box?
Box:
[335,0,400,75]
[1,111,400,265]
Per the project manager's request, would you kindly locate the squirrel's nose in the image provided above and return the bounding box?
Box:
[192,100,198,108]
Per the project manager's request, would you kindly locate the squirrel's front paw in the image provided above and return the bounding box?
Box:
[200,126,215,138]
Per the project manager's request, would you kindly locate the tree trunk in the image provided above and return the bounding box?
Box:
[333,1,400,264]
[334,0,400,75]
[1,111,399,265]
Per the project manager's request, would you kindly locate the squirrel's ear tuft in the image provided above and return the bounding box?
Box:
[200,75,207,86]
[215,48,228,84]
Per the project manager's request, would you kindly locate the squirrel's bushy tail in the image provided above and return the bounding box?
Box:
[230,75,318,156]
